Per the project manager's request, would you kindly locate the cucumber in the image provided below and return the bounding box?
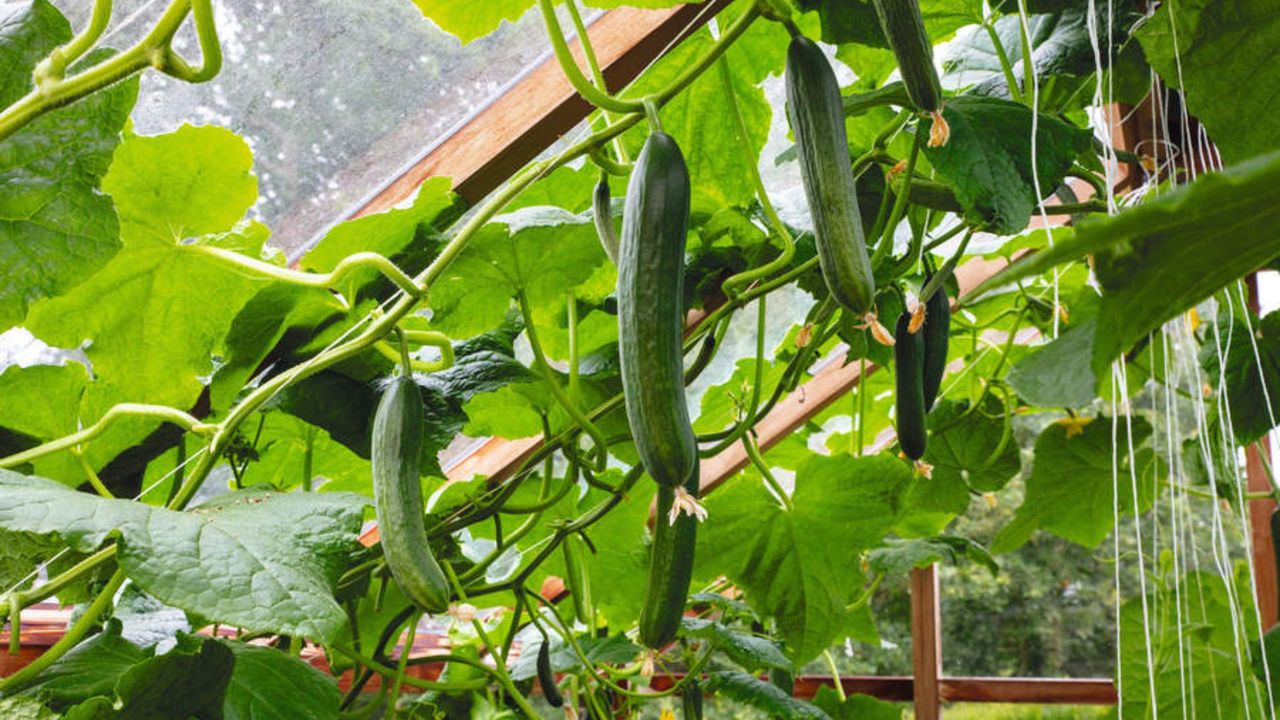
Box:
[682,679,703,719]
[894,311,928,460]
[921,281,951,412]
[871,0,941,113]
[786,34,875,315]
[618,131,698,488]
[372,374,450,613]
[593,172,619,264]
[562,533,593,627]
[638,473,699,649]
[537,641,564,708]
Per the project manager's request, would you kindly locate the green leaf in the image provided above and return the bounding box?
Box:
[925,396,1021,493]
[994,416,1157,551]
[867,535,997,577]
[221,641,340,720]
[811,686,903,720]
[969,150,1280,375]
[1007,317,1099,408]
[697,454,912,662]
[409,1,532,44]
[797,0,981,47]
[922,96,1092,234]
[0,2,138,328]
[102,125,257,245]
[0,472,367,641]
[209,283,346,411]
[17,619,149,710]
[680,617,793,672]
[1201,309,1280,445]
[693,358,788,434]
[300,176,463,305]
[703,671,832,719]
[0,697,59,720]
[1135,0,1280,164]
[428,206,610,338]
[93,633,233,720]
[0,362,89,483]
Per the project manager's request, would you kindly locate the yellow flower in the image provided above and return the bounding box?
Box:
[660,711,677,720]
[1055,415,1092,438]
[858,312,895,346]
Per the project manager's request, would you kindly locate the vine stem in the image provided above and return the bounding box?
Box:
[983,21,1023,104]
[871,127,925,266]
[517,288,609,472]
[0,404,214,470]
[565,0,630,165]
[743,432,791,511]
[0,570,125,694]
[35,0,112,82]
[0,0,221,143]
[191,246,426,299]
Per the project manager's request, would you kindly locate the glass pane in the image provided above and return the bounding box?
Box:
[52,0,600,254]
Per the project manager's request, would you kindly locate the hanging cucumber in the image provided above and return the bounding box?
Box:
[682,678,703,719]
[618,131,697,489]
[562,533,593,627]
[638,473,700,649]
[894,311,928,460]
[592,172,619,264]
[870,0,949,146]
[921,281,951,412]
[536,641,564,708]
[785,34,876,315]
[372,373,450,613]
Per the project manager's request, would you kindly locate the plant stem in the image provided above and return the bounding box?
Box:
[822,649,847,701]
[871,127,924,266]
[983,22,1022,104]
[0,570,125,694]
[743,432,791,511]
[0,403,214,470]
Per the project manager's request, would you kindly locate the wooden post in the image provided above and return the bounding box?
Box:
[1245,274,1278,628]
[912,565,943,720]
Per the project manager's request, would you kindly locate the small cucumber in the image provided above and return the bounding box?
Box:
[562,533,593,627]
[894,311,928,460]
[638,473,699,649]
[618,132,698,488]
[592,173,619,264]
[682,679,703,719]
[786,35,876,315]
[921,282,951,412]
[372,374,450,613]
[537,641,563,708]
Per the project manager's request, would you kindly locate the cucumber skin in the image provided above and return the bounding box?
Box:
[871,0,942,112]
[638,471,700,649]
[618,132,698,489]
[562,533,593,626]
[593,175,619,264]
[922,283,951,411]
[786,35,875,315]
[372,375,450,613]
[537,641,564,708]
[894,312,928,460]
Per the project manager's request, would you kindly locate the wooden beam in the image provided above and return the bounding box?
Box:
[912,566,943,719]
[350,0,731,215]
[1245,275,1278,628]
[941,677,1118,705]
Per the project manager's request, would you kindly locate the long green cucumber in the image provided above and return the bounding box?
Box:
[894,312,928,460]
[372,374,450,613]
[785,34,875,315]
[921,281,951,412]
[618,131,697,488]
[682,679,703,719]
[871,0,941,113]
[638,472,699,649]
[562,533,593,627]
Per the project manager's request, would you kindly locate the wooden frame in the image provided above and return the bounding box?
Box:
[4,3,1277,716]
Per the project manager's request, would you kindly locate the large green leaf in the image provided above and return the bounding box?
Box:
[796,0,981,47]
[924,397,1022,493]
[222,641,340,720]
[1135,0,1280,164]
[62,633,233,720]
[0,697,58,720]
[994,416,1157,551]
[408,1,531,43]
[0,2,138,328]
[923,95,1092,234]
[101,125,258,246]
[0,472,367,641]
[697,453,911,662]
[969,150,1280,375]
[17,620,149,710]
[679,617,792,672]
[811,686,903,720]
